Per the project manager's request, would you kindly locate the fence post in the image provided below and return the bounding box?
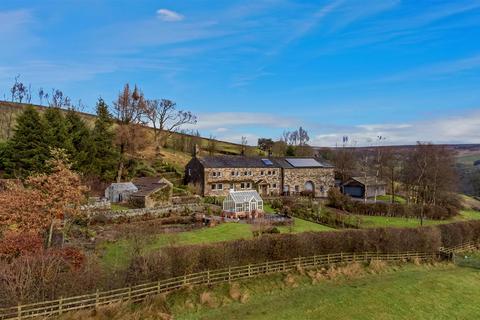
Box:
[207,270,211,284]
[340,252,343,262]
[59,296,63,315]
[248,264,251,277]
[95,289,99,308]
[17,303,22,320]
[314,255,317,266]
[266,261,269,274]
[128,286,132,300]
[228,266,232,283]
[353,252,356,262]
[327,254,330,265]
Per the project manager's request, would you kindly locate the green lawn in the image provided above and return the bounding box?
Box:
[169,264,480,320]
[358,210,480,228]
[100,218,332,268]
[371,194,407,204]
[277,218,334,233]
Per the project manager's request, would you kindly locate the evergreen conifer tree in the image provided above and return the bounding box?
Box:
[65,109,93,174]
[7,106,49,177]
[91,98,118,181]
[43,107,72,153]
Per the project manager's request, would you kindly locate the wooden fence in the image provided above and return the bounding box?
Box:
[0,242,477,320]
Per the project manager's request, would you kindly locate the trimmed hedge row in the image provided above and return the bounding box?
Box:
[125,220,480,283]
[328,189,458,220]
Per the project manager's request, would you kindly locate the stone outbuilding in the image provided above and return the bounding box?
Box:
[222,189,264,218]
[129,177,173,208]
[341,176,387,199]
[104,182,138,203]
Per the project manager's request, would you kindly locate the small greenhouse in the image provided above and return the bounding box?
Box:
[223,190,264,214]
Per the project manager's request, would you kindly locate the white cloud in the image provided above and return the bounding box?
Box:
[185,112,298,131]
[156,9,184,22]
[312,110,480,146]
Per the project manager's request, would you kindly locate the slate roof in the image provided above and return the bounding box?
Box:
[197,155,333,169]
[131,177,171,197]
[348,176,387,187]
[107,182,138,192]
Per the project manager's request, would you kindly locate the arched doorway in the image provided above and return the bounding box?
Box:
[304,181,315,195]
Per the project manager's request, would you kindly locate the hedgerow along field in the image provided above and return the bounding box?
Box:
[100,218,334,268]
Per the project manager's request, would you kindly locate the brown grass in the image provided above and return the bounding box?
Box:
[199,291,217,308]
[229,283,242,301]
[284,273,299,288]
[369,259,388,273]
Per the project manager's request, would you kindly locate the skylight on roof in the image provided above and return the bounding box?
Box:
[285,158,321,167]
[261,159,273,166]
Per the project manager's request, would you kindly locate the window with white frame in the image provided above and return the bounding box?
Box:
[217,183,223,190]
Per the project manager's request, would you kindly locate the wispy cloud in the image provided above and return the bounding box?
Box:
[0,9,39,54]
[312,109,480,146]
[186,112,298,131]
[156,9,184,22]
[380,54,480,82]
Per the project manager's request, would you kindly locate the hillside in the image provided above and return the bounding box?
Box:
[0,100,255,157]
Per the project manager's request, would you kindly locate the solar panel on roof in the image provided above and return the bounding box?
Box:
[285,158,321,167]
[261,159,273,166]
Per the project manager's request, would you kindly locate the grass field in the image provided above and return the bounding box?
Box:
[169,264,480,320]
[100,218,333,268]
[358,210,480,228]
[61,263,480,319]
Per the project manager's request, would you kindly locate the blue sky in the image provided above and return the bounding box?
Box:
[1,0,480,146]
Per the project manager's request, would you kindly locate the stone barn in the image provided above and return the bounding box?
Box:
[129,177,173,208]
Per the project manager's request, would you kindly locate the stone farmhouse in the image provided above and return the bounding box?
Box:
[184,155,335,197]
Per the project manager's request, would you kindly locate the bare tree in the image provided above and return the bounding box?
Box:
[38,88,45,105]
[381,147,402,204]
[206,135,217,155]
[333,136,356,183]
[145,99,197,154]
[241,136,248,155]
[112,84,148,182]
[298,126,310,146]
[10,75,30,103]
[373,136,386,203]
[50,89,71,108]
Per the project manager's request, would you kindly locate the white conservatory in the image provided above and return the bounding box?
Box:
[222,190,264,216]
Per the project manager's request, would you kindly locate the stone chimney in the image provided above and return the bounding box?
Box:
[193,144,200,157]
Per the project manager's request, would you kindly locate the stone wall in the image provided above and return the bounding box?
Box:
[90,203,220,221]
[283,167,335,197]
[203,167,282,196]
